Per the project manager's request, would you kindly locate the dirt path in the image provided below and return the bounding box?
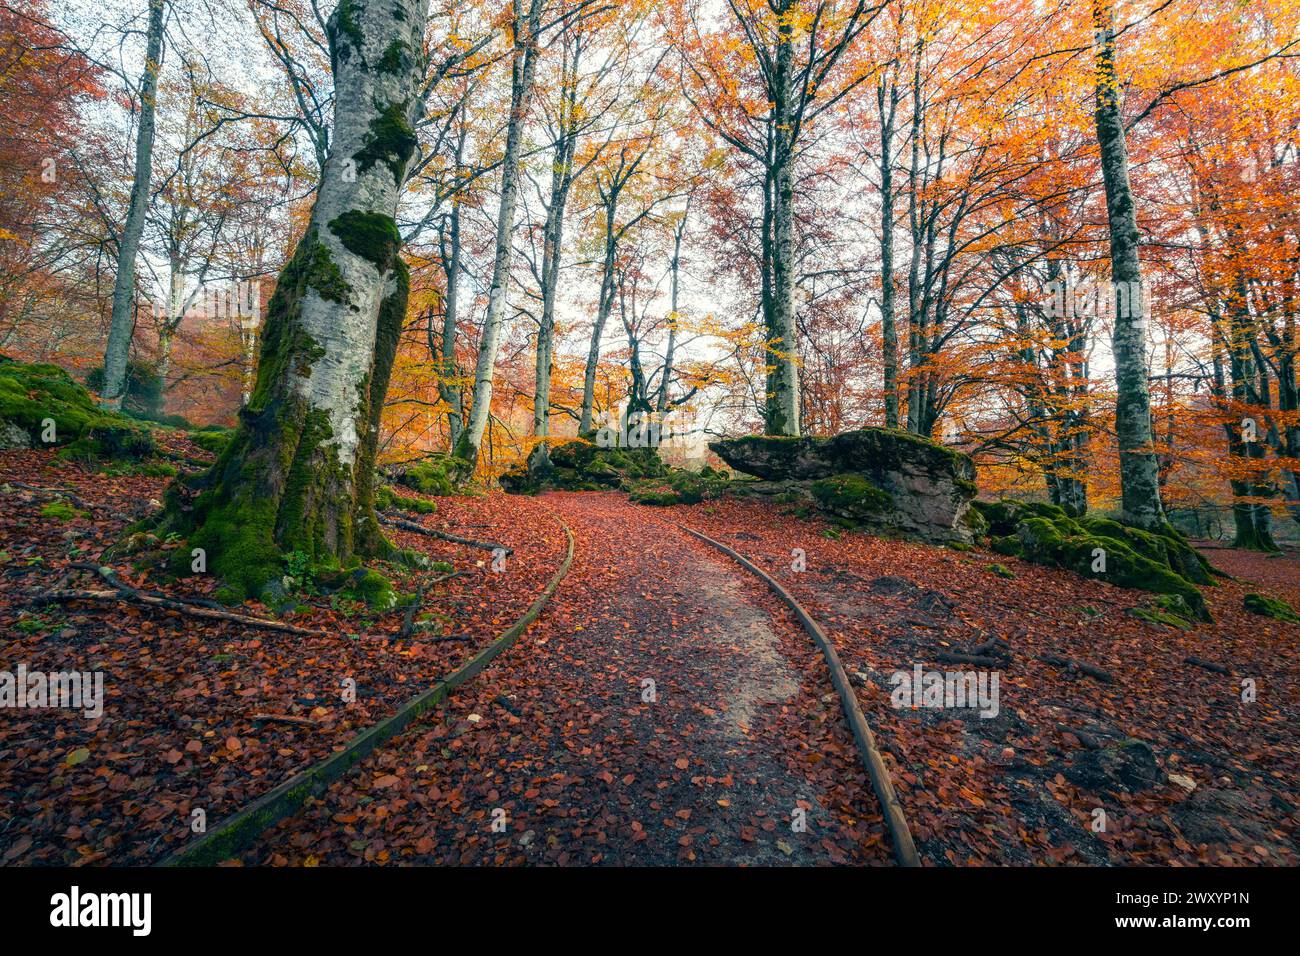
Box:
[248,493,887,865]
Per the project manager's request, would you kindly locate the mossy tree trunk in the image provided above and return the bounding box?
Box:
[763,0,800,438]
[158,0,428,601]
[1092,0,1166,531]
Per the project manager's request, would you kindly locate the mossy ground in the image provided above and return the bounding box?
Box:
[629,466,730,506]
[1243,592,1300,623]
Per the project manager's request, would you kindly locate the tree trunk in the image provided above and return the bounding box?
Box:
[530,47,581,472]
[1093,0,1165,530]
[656,213,687,416]
[159,0,428,601]
[765,3,800,436]
[432,194,464,447]
[100,0,165,411]
[877,77,900,430]
[579,191,620,434]
[454,0,545,467]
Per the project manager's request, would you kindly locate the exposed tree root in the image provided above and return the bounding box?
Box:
[379,513,512,554]
[36,562,328,637]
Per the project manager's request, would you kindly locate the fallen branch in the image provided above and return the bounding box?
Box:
[396,585,424,640]
[1185,655,1232,675]
[379,514,512,555]
[933,651,1003,667]
[250,713,319,727]
[1037,652,1113,683]
[971,637,1012,657]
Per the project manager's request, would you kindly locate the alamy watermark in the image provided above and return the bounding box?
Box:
[0,664,104,718]
[1043,277,1150,321]
[889,664,1000,718]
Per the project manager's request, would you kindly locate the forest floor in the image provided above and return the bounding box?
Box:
[1,442,1297,866]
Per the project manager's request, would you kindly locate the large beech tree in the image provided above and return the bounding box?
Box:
[158,0,431,600]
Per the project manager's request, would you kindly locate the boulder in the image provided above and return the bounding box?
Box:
[710,429,979,543]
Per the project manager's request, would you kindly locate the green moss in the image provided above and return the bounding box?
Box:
[1014,515,1209,620]
[302,240,352,305]
[400,456,461,496]
[377,39,407,74]
[190,429,231,455]
[333,0,365,52]
[328,210,401,271]
[353,101,417,184]
[1243,592,1300,623]
[345,569,398,611]
[1130,595,1196,629]
[810,473,892,521]
[374,483,436,514]
[40,500,84,521]
[987,563,1015,579]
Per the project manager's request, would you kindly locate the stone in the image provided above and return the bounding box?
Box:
[709,429,978,543]
[1060,738,1162,794]
[0,419,30,450]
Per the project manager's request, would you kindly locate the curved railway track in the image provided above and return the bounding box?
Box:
[159,518,575,867]
[158,499,917,867]
[680,524,919,867]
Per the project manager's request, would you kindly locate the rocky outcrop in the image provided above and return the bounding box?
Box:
[709,429,979,543]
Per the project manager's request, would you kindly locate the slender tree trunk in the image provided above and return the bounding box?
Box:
[1222,282,1279,551]
[1093,0,1165,530]
[579,203,618,434]
[433,196,464,447]
[530,48,580,472]
[877,77,899,429]
[101,0,165,411]
[656,214,686,416]
[159,0,429,601]
[765,3,800,436]
[454,0,545,467]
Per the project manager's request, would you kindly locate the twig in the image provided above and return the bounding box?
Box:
[933,651,1003,667]
[250,713,319,727]
[396,585,424,640]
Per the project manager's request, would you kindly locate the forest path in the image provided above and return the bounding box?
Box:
[248,491,887,865]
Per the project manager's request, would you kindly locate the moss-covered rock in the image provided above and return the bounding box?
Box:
[0,358,155,459]
[1243,592,1300,623]
[978,500,1212,621]
[709,428,977,544]
[343,568,398,611]
[500,439,673,494]
[396,455,463,496]
[374,484,436,514]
